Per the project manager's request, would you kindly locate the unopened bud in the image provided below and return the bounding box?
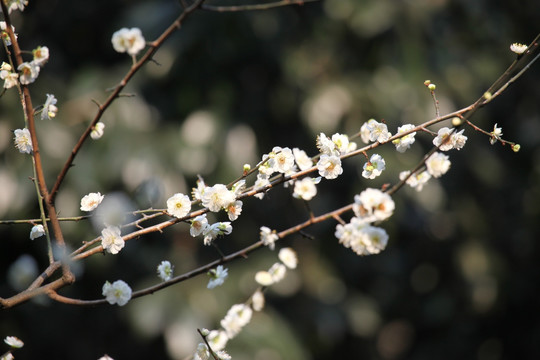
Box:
[483,91,492,101]
[423,80,431,86]
[243,163,251,175]
[512,144,521,152]
[451,117,463,127]
[428,83,436,91]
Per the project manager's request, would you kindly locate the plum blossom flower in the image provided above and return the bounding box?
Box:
[316,133,338,155]
[4,336,24,348]
[17,61,40,85]
[336,218,389,256]
[271,146,296,174]
[399,170,431,192]
[32,46,49,66]
[194,343,209,360]
[202,184,236,212]
[317,154,343,179]
[207,330,229,352]
[353,188,395,223]
[157,260,173,281]
[101,226,124,254]
[203,222,232,245]
[433,127,467,151]
[225,200,243,221]
[166,193,191,219]
[278,247,298,269]
[41,94,58,120]
[1,62,18,88]
[293,147,313,170]
[13,128,32,154]
[207,265,228,289]
[293,177,320,201]
[6,0,28,13]
[392,124,417,153]
[220,303,253,338]
[260,226,279,250]
[510,43,527,55]
[80,192,104,211]
[0,22,17,46]
[490,123,503,145]
[190,214,209,237]
[102,280,132,306]
[253,174,270,200]
[111,27,146,56]
[425,152,451,178]
[30,224,45,240]
[252,289,265,311]
[362,154,386,179]
[367,120,392,143]
[91,122,106,140]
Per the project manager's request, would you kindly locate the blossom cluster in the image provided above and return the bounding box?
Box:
[193,247,298,358]
[335,188,394,256]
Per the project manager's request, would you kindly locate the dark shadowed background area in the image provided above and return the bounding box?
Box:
[1,0,539,359]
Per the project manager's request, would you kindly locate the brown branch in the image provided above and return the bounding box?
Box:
[49,0,207,202]
[201,0,318,12]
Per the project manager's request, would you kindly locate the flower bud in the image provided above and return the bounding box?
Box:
[428,83,436,91]
[451,117,463,127]
[512,144,521,152]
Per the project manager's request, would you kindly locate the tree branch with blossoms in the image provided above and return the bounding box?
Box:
[1,0,539,358]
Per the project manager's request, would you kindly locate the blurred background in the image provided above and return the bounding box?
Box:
[1,0,540,359]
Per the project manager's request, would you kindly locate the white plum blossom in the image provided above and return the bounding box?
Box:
[1,62,18,88]
[202,184,236,212]
[220,303,253,339]
[80,192,104,211]
[102,280,132,306]
[251,289,265,311]
[30,224,45,240]
[278,247,298,269]
[271,146,296,174]
[0,22,17,46]
[336,218,389,256]
[425,152,451,178]
[13,128,32,154]
[255,270,274,286]
[91,122,106,140]
[190,214,209,237]
[433,127,467,151]
[316,133,338,155]
[157,260,174,281]
[317,154,343,179]
[166,193,191,219]
[17,61,40,85]
[41,94,58,120]
[392,124,417,153]
[268,262,287,283]
[260,226,279,250]
[293,147,313,171]
[353,188,395,223]
[360,119,378,143]
[4,336,24,348]
[225,200,243,221]
[399,170,431,192]
[6,0,28,13]
[194,343,209,360]
[101,226,125,254]
[207,265,228,289]
[367,120,392,143]
[203,222,232,245]
[510,43,528,55]
[216,350,231,360]
[490,123,503,145]
[293,177,320,201]
[192,177,207,201]
[362,153,386,179]
[111,27,146,56]
[32,46,49,66]
[253,174,270,199]
[207,330,229,352]
[231,179,246,196]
